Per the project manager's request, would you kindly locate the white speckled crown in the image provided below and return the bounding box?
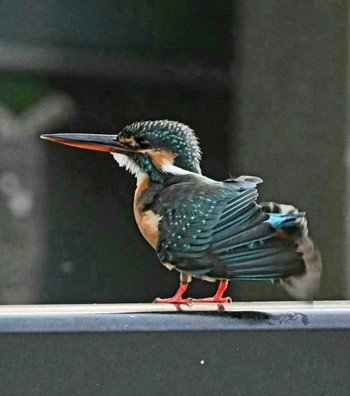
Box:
[121,120,202,174]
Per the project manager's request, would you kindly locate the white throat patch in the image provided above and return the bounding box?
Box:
[111,153,146,182]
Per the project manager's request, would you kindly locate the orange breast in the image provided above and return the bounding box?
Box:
[133,176,161,249]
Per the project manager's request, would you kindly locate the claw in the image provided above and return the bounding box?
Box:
[190,296,232,303]
[153,296,194,304]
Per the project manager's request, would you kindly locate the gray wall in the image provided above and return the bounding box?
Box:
[232,0,349,299]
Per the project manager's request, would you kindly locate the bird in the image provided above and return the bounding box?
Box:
[41,120,322,303]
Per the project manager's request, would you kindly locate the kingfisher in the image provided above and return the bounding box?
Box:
[41,120,322,303]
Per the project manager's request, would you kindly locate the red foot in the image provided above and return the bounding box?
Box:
[193,280,232,303]
[153,280,232,304]
[153,282,190,304]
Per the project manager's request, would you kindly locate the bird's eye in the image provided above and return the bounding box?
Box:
[135,137,150,149]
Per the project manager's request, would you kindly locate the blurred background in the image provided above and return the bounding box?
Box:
[0,0,348,304]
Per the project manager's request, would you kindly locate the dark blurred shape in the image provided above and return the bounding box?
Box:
[0,0,232,60]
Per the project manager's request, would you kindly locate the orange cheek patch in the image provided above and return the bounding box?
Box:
[119,136,136,145]
[147,150,176,170]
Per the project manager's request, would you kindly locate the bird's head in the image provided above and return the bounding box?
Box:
[41,120,202,183]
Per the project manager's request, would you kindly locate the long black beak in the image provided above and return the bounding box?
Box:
[40,133,133,154]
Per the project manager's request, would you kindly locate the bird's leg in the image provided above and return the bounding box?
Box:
[153,273,193,304]
[193,280,232,303]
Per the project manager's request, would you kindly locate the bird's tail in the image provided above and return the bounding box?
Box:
[260,201,322,300]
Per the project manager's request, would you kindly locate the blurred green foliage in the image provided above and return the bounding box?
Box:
[0,73,52,112]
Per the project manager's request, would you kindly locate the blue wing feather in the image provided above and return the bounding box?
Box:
[155,174,305,280]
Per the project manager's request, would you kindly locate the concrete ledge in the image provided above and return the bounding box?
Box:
[0,301,349,332]
[0,301,349,395]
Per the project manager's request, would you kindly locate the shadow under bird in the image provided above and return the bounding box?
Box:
[41,120,322,303]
